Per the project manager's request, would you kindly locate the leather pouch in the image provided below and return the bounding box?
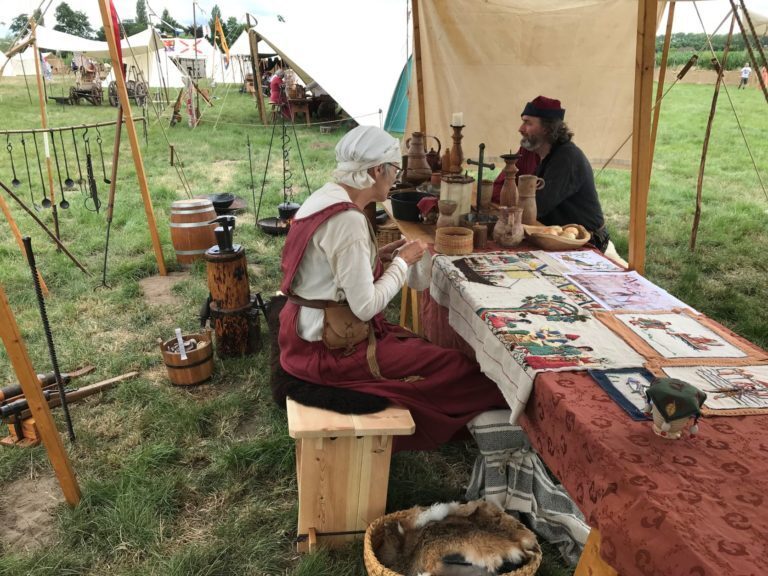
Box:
[322,303,370,350]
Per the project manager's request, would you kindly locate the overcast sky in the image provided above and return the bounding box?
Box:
[1,1,768,37]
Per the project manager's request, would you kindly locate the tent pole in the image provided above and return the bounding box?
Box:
[30,19,61,243]
[97,0,167,276]
[691,14,736,252]
[649,1,675,176]
[246,14,266,126]
[412,0,426,133]
[0,284,80,505]
[737,0,768,102]
[628,0,657,274]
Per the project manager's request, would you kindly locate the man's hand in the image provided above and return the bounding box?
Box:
[379,238,406,262]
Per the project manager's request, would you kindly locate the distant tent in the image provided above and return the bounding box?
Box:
[21,25,186,88]
[384,56,412,134]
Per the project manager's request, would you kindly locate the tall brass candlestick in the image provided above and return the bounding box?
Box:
[449,125,465,173]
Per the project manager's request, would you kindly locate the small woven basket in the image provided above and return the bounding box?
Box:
[377,225,402,249]
[363,507,542,576]
[435,226,474,255]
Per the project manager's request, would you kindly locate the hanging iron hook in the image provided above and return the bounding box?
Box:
[82,126,89,143]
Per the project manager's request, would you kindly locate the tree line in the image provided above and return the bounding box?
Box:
[7,1,246,46]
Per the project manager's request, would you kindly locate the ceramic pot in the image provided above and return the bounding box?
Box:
[492,206,524,247]
[517,175,544,225]
[436,199,458,228]
[403,131,434,186]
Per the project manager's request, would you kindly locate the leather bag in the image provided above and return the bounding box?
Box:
[322,302,370,351]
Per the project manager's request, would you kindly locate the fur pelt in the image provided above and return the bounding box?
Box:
[376,501,540,576]
[266,295,389,414]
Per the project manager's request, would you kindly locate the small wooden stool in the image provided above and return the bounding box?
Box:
[286,398,415,552]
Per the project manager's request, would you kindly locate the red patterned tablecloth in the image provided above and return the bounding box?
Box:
[422,291,768,576]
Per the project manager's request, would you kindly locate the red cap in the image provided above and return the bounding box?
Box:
[521,96,565,120]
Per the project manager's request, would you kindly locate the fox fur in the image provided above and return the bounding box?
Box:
[377,501,540,576]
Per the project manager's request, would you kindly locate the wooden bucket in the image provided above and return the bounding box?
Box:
[159,331,214,386]
[170,199,217,264]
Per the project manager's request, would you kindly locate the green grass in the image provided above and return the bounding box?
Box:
[0,75,766,575]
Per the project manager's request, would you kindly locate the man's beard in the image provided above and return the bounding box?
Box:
[520,136,540,151]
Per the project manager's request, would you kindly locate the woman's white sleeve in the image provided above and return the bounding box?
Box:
[333,239,407,321]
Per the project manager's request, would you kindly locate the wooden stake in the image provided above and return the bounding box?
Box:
[0,284,81,506]
[628,0,657,274]
[412,0,426,134]
[97,0,167,276]
[30,20,60,242]
[246,15,267,126]
[0,192,48,295]
[691,15,736,252]
[649,1,675,176]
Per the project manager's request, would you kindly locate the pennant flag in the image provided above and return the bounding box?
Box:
[109,0,123,66]
[214,16,230,68]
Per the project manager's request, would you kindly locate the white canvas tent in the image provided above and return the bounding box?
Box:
[18,25,186,88]
[92,27,186,89]
[0,50,53,77]
[254,0,408,126]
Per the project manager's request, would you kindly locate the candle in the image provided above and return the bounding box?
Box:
[451,112,463,126]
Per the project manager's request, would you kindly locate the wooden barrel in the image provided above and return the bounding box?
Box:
[159,331,214,386]
[170,199,217,264]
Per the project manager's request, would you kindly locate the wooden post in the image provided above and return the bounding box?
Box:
[737,0,768,102]
[97,0,167,276]
[628,0,657,274]
[649,1,675,175]
[246,15,267,126]
[412,0,426,134]
[0,284,81,506]
[30,19,60,242]
[0,193,48,295]
[691,15,735,252]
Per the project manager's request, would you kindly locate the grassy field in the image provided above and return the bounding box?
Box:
[0,75,765,576]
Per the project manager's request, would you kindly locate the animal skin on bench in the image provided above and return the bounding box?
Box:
[266,295,389,415]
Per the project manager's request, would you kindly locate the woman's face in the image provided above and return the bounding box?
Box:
[372,163,399,201]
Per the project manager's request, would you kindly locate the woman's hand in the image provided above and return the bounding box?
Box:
[394,239,428,266]
[379,238,406,262]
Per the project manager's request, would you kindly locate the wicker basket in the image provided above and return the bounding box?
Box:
[526,223,591,250]
[364,507,542,576]
[377,221,402,248]
[434,226,474,255]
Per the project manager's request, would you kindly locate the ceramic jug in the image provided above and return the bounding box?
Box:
[425,136,442,172]
[403,131,436,186]
[517,175,544,225]
[492,206,525,247]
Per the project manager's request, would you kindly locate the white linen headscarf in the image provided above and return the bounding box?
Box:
[332,126,401,190]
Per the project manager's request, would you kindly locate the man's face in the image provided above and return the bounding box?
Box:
[519,115,547,151]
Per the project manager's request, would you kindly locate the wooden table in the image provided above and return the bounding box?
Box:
[419,245,768,576]
[288,98,311,126]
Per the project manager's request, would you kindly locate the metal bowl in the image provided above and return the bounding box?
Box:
[389,190,431,222]
[209,193,235,213]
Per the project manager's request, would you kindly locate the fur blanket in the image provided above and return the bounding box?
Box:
[266,295,389,414]
[376,500,541,576]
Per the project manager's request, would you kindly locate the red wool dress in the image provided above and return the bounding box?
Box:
[278,202,507,451]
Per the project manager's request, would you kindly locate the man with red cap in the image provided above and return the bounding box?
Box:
[517,95,619,259]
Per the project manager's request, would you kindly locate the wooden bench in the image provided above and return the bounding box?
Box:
[286,397,415,552]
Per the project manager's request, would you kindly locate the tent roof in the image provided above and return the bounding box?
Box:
[255,0,408,127]
[229,30,274,57]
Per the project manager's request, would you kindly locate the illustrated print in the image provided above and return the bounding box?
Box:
[617,312,747,359]
[566,271,691,311]
[662,365,768,412]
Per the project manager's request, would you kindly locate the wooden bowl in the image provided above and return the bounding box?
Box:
[526,223,591,250]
